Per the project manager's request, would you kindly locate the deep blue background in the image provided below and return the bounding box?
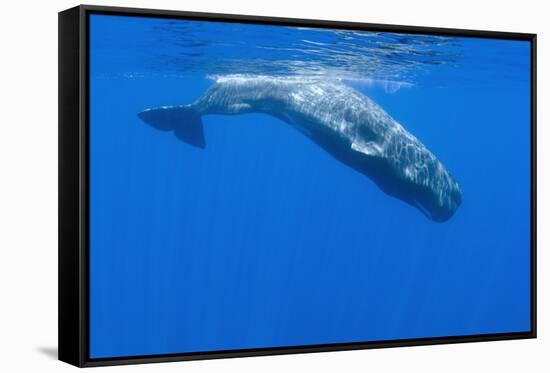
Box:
[89,15,531,358]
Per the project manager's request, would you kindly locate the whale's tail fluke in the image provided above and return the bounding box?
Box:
[138,105,205,148]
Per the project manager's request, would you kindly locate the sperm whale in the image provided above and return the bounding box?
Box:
[138,75,462,222]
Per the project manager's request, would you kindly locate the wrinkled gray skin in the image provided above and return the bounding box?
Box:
[140,75,462,222]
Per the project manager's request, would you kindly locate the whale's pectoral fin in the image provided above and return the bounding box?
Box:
[351,141,382,157]
[138,106,205,149]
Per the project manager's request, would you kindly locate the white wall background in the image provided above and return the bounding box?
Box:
[0,0,547,371]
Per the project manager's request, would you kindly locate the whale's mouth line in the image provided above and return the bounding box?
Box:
[412,199,433,220]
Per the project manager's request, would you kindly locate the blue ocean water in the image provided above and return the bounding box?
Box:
[88,14,531,358]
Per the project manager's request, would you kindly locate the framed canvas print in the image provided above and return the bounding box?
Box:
[58,5,537,367]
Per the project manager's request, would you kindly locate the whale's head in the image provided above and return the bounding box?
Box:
[406,167,462,222]
[358,133,462,222]
[390,146,462,222]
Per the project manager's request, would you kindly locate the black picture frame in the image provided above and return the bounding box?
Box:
[58,4,537,367]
